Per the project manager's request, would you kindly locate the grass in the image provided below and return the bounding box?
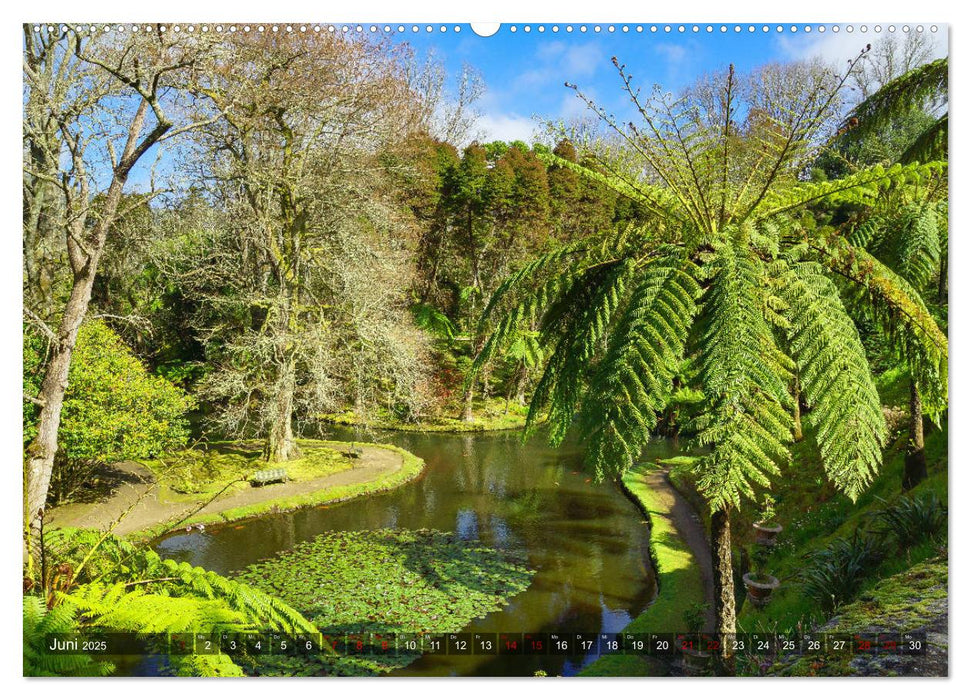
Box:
[148,442,356,504]
[320,396,533,433]
[128,440,425,541]
[581,464,706,677]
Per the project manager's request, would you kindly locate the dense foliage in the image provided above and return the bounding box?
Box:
[23,321,193,504]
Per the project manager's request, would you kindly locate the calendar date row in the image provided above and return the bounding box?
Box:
[44,631,927,657]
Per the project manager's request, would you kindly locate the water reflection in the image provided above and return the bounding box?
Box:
[153,428,675,676]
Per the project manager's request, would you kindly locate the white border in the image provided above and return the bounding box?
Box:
[3,2,962,699]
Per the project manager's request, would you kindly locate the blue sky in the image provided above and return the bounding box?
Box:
[385,23,948,143]
[123,23,947,190]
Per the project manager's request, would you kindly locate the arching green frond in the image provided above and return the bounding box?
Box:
[754,161,947,220]
[23,596,114,677]
[819,238,948,414]
[874,203,942,289]
[900,114,948,164]
[780,262,887,500]
[58,583,248,633]
[477,240,587,332]
[579,257,700,478]
[529,257,637,442]
[842,58,948,142]
[538,150,681,222]
[847,215,887,249]
[693,244,793,512]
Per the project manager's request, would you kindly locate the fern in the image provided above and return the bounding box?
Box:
[23,596,114,677]
[873,203,941,290]
[841,58,947,144]
[579,256,699,478]
[58,582,248,633]
[820,238,948,414]
[779,262,887,499]
[692,243,793,511]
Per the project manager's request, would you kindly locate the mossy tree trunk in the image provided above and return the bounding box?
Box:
[710,506,736,676]
[903,378,927,490]
[264,353,301,463]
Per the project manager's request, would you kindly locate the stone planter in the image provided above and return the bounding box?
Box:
[743,572,780,608]
[681,647,711,675]
[753,522,783,546]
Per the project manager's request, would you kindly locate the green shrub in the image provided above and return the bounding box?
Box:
[801,531,885,615]
[873,493,947,549]
[24,320,194,504]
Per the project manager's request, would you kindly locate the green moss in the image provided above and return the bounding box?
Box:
[771,556,947,677]
[582,465,706,677]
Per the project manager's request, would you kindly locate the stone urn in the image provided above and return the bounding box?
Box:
[753,521,783,546]
[743,572,780,607]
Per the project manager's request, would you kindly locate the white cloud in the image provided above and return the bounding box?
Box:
[776,25,948,67]
[475,112,540,144]
[654,42,688,66]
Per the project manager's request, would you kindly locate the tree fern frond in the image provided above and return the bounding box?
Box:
[780,261,887,499]
[538,150,682,222]
[693,243,793,511]
[58,583,248,634]
[818,238,948,414]
[580,257,700,478]
[841,58,947,142]
[754,161,947,220]
[23,596,114,677]
[874,203,941,289]
[900,114,948,164]
[528,258,636,442]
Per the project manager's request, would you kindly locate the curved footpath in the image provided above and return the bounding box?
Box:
[47,443,418,539]
[583,464,715,676]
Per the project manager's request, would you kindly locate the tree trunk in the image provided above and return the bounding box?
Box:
[264,357,301,463]
[460,382,475,423]
[24,97,169,560]
[903,379,927,490]
[710,507,736,676]
[792,378,803,442]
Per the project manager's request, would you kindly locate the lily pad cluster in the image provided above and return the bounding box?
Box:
[234,528,534,675]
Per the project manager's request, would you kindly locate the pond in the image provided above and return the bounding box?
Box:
[154,427,682,676]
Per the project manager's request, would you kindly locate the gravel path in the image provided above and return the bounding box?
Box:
[47,445,403,537]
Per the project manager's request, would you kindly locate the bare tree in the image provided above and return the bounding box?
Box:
[851,31,936,98]
[22,25,215,555]
[184,32,433,460]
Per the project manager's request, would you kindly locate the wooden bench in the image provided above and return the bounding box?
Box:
[340,448,363,459]
[249,468,287,486]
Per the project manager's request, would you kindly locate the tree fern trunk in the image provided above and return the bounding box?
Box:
[710,507,736,675]
[792,377,803,442]
[903,378,927,490]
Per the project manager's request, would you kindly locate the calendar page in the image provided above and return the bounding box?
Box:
[21,19,949,681]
